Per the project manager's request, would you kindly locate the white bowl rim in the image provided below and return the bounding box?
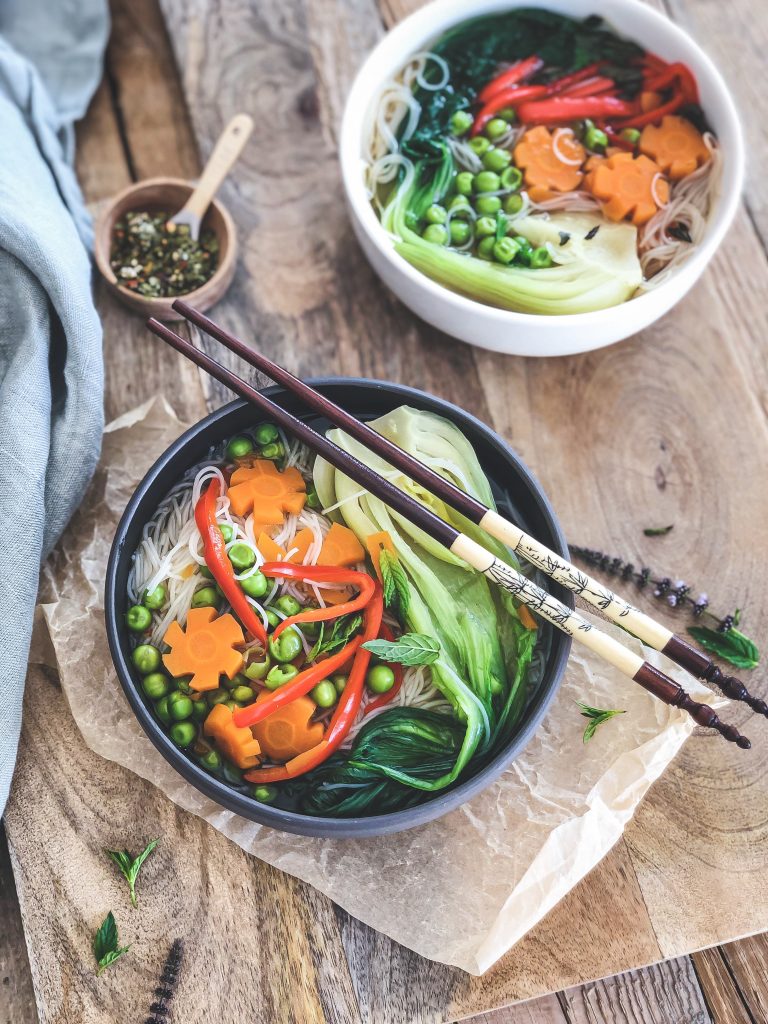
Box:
[339,0,745,331]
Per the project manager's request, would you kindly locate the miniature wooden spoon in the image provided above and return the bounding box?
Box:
[167,113,253,240]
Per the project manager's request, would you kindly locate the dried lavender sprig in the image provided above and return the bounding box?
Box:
[569,545,735,630]
[145,939,183,1024]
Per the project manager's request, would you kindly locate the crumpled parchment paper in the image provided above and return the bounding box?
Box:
[35,396,723,975]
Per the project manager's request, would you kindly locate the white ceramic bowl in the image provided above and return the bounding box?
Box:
[340,0,744,357]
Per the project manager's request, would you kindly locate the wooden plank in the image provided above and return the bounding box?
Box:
[718,933,768,1023]
[691,947,754,1024]
[0,824,38,1024]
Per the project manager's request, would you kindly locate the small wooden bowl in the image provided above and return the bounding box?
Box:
[93,177,237,321]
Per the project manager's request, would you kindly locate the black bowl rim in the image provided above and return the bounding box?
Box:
[105,378,573,838]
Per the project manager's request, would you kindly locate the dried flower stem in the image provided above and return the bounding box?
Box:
[145,939,183,1024]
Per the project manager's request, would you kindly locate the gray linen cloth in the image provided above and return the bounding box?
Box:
[0,0,108,812]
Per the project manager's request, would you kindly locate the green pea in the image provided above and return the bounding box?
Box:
[503,193,524,215]
[497,106,516,122]
[252,784,277,804]
[449,220,471,245]
[222,672,244,691]
[530,246,553,269]
[475,216,496,238]
[224,700,239,712]
[199,749,222,771]
[425,204,447,225]
[191,699,208,722]
[222,762,244,785]
[475,195,502,216]
[367,665,395,694]
[621,127,641,144]
[468,136,490,156]
[500,166,523,191]
[583,119,608,153]
[142,672,169,700]
[474,170,501,194]
[254,423,279,445]
[269,628,303,664]
[493,237,520,265]
[513,236,533,266]
[132,644,161,675]
[275,594,301,617]
[169,721,196,748]
[126,604,152,632]
[229,543,256,572]
[260,442,284,460]
[482,148,511,172]
[143,585,167,610]
[240,571,268,599]
[191,586,220,609]
[477,236,497,260]
[175,676,193,695]
[300,615,320,638]
[226,436,254,459]
[154,696,172,725]
[331,674,348,695]
[219,523,234,542]
[265,664,299,690]
[485,117,511,141]
[311,680,337,708]
[244,655,271,681]
[305,486,321,509]
[450,109,473,135]
[199,564,214,580]
[206,687,229,707]
[455,171,474,196]
[167,691,194,721]
[447,195,472,218]
[231,685,255,703]
[265,608,281,630]
[422,223,447,245]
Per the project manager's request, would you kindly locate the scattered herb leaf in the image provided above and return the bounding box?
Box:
[558,230,571,245]
[379,549,411,619]
[687,626,759,670]
[577,701,626,742]
[92,912,130,975]
[643,524,674,537]
[105,838,159,908]
[584,225,600,240]
[363,633,441,666]
[309,613,363,661]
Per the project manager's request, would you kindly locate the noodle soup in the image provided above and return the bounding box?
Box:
[364,8,721,314]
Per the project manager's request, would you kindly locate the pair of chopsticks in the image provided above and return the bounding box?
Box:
[147,302,759,749]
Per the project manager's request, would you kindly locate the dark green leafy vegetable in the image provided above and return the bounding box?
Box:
[686,626,759,670]
[105,838,159,908]
[379,548,411,618]
[363,632,440,666]
[92,911,130,975]
[643,524,674,537]
[576,701,626,742]
[299,708,466,814]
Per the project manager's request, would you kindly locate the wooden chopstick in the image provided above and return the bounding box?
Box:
[174,298,767,723]
[146,316,751,749]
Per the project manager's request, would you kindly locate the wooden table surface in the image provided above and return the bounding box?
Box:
[3,0,768,1022]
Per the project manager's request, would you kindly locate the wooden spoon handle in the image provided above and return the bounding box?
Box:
[181,113,253,222]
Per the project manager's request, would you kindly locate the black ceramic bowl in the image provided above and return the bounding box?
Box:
[105,378,573,838]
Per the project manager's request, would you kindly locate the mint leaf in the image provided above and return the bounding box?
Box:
[363,633,440,666]
[309,613,362,661]
[576,701,625,743]
[93,911,130,974]
[687,626,759,670]
[105,838,159,908]
[643,524,674,536]
[379,549,410,619]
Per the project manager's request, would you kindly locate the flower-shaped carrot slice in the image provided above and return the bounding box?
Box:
[163,607,244,691]
[203,704,262,769]
[227,459,306,524]
[640,115,710,180]
[514,125,585,202]
[317,523,365,568]
[250,693,325,762]
[256,527,314,564]
[586,152,669,226]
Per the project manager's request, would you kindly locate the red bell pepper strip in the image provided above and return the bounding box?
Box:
[603,126,640,151]
[194,480,267,647]
[643,62,698,104]
[610,90,686,130]
[259,562,376,640]
[517,95,637,124]
[541,61,607,96]
[233,633,363,729]
[470,84,548,136]
[243,585,384,784]
[476,55,544,105]
[363,625,403,714]
[561,76,616,98]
